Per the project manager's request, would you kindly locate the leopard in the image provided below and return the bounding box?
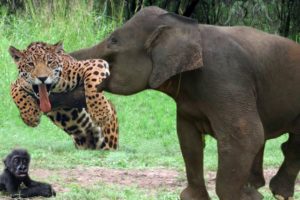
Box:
[9,41,118,150]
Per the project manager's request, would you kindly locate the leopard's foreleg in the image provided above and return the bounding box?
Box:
[97,102,119,150]
[10,81,41,127]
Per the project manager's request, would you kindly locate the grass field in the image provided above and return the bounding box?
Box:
[0,3,299,200]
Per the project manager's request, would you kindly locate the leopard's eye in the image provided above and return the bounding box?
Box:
[47,54,54,65]
[27,62,34,67]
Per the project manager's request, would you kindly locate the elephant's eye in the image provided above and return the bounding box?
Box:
[109,37,118,45]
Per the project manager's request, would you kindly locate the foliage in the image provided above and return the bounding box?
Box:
[1,0,300,39]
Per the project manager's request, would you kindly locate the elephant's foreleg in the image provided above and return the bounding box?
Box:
[212,111,264,200]
[270,133,300,200]
[248,144,266,189]
[177,112,209,200]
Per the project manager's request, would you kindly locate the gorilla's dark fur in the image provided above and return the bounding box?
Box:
[0,149,55,198]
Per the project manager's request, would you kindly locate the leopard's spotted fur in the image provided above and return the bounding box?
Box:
[9,42,118,150]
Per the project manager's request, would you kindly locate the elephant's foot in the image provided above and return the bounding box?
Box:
[270,134,300,200]
[180,186,210,200]
[240,186,263,200]
[270,175,294,200]
[274,195,294,200]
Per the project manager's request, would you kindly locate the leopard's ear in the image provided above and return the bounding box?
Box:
[53,41,64,53]
[8,46,23,62]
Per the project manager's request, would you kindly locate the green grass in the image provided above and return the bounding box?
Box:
[0,3,299,200]
[52,184,180,200]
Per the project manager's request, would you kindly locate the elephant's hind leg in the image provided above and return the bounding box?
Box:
[270,133,300,200]
[177,112,209,200]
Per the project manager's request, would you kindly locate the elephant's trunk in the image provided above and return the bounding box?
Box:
[70,39,107,61]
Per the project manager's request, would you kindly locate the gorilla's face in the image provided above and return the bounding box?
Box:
[4,149,30,178]
[10,156,29,177]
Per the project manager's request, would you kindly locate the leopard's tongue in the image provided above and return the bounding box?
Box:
[38,84,51,113]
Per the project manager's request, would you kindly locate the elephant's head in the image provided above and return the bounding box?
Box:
[71,6,203,95]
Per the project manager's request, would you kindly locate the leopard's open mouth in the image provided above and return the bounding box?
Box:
[32,84,51,97]
[32,84,52,113]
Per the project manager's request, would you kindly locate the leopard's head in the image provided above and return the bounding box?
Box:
[9,42,64,98]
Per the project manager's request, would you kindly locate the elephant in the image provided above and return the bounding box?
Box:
[49,6,300,200]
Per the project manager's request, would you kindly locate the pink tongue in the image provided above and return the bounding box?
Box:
[38,84,51,113]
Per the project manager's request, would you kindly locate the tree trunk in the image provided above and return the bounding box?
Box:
[278,0,295,37]
[183,0,200,17]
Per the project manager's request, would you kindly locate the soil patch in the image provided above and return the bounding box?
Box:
[31,167,300,194]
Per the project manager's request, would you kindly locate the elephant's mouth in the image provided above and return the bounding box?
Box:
[97,61,113,92]
[97,78,109,92]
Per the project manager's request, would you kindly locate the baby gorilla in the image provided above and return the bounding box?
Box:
[0,149,55,198]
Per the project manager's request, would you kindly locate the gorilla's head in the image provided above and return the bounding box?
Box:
[4,149,30,178]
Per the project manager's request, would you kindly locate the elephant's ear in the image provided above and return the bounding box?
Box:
[145,24,203,88]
